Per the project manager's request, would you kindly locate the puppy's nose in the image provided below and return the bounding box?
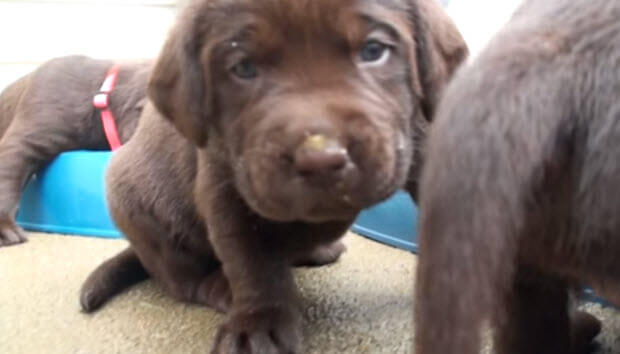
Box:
[294,134,349,174]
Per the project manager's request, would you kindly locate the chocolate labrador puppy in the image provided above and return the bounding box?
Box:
[0,56,150,246]
[415,0,620,353]
[81,0,467,352]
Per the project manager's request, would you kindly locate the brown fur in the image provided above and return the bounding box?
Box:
[415,0,620,353]
[0,56,150,246]
[80,0,467,353]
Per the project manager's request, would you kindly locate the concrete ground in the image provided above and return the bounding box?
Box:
[1,232,619,353]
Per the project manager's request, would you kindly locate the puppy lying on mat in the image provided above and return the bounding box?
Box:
[0,56,150,246]
[80,0,467,352]
[415,0,620,353]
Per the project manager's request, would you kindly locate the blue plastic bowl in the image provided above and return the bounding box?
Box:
[351,191,418,252]
[15,151,419,250]
[16,151,121,238]
[15,150,420,249]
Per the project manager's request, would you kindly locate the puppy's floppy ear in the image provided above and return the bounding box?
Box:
[403,0,468,201]
[410,0,468,121]
[148,5,213,147]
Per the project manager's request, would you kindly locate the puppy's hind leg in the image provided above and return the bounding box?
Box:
[493,267,601,354]
[80,243,232,314]
[156,240,231,314]
[80,247,149,312]
[110,211,232,313]
[414,97,537,353]
[292,240,347,267]
[493,267,571,354]
[414,189,519,354]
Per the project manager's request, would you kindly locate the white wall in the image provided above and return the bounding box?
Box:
[446,0,524,59]
[0,0,178,91]
[0,0,525,91]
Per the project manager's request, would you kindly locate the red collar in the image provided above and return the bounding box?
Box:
[93,66,122,151]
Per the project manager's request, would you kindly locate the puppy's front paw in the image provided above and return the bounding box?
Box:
[211,307,301,354]
[0,219,28,247]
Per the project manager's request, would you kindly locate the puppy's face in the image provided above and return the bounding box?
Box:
[215,1,418,222]
[149,0,465,223]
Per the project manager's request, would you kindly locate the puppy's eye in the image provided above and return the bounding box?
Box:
[231,59,258,79]
[359,40,390,64]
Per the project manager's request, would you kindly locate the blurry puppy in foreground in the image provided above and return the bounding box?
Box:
[80,0,467,352]
[415,0,620,353]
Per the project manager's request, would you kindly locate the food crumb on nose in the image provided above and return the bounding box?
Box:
[303,134,327,150]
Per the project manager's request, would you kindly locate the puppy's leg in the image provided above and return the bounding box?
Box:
[80,247,149,312]
[209,226,301,354]
[81,244,231,313]
[0,115,92,247]
[414,207,516,354]
[493,267,600,354]
[0,134,30,247]
[101,211,232,313]
[0,119,81,246]
[159,253,231,314]
[292,240,346,267]
[197,171,302,354]
[415,131,525,353]
[493,267,573,354]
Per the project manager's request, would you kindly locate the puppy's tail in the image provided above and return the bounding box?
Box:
[80,247,149,312]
